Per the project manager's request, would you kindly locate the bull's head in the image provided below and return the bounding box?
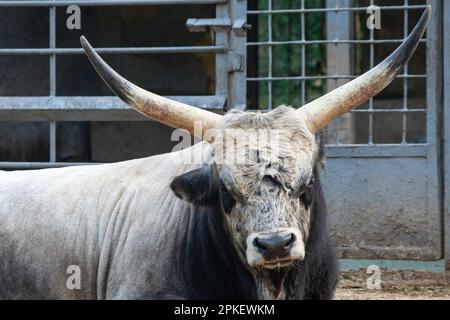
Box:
[81,7,430,299]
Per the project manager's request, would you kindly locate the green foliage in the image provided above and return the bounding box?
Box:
[254,0,325,110]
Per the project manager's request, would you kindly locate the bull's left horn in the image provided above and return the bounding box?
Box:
[80,36,221,141]
[298,6,431,133]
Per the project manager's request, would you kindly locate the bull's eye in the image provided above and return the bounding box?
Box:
[220,184,236,214]
[299,179,314,210]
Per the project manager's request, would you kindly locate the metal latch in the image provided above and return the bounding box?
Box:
[227,53,244,72]
[186,18,251,35]
[232,19,250,36]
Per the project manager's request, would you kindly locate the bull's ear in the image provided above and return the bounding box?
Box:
[170,166,217,206]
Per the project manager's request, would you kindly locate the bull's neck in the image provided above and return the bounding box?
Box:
[175,203,256,299]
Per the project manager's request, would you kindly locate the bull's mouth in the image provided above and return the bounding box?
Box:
[255,267,290,300]
[260,258,297,270]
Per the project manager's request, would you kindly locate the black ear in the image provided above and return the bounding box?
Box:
[170,166,217,206]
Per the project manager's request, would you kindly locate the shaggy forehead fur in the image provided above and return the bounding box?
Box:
[213,106,318,197]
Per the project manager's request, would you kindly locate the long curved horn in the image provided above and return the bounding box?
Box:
[298,6,431,133]
[80,36,221,141]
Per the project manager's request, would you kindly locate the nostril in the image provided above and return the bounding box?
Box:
[253,237,268,253]
[284,233,296,249]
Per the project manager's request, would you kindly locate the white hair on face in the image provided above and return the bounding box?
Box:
[213,105,318,198]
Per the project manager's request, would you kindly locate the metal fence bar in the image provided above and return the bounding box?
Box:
[300,0,306,105]
[247,75,426,81]
[214,2,229,106]
[49,122,56,162]
[244,108,426,114]
[325,144,428,158]
[402,0,409,144]
[267,0,273,110]
[368,0,374,144]
[333,0,340,144]
[424,0,444,265]
[0,162,103,170]
[49,7,56,96]
[442,0,450,272]
[0,46,227,55]
[247,39,427,45]
[49,6,57,163]
[0,96,227,121]
[350,109,426,113]
[227,0,247,110]
[0,0,227,6]
[0,145,429,170]
[248,5,429,14]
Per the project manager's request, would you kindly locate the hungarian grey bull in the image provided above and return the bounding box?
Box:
[0,8,430,300]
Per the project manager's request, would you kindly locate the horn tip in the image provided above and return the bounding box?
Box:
[80,36,89,48]
[423,5,431,23]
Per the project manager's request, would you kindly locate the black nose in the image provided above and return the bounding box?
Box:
[253,233,296,260]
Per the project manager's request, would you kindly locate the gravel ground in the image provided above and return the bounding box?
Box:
[335,269,449,300]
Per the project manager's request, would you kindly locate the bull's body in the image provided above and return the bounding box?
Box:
[0,142,337,299]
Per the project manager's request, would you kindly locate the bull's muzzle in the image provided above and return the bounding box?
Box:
[246,228,305,269]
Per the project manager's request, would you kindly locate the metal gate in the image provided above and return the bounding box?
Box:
[0,0,445,265]
[0,0,246,168]
[246,0,443,262]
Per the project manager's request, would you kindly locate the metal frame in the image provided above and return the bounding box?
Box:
[246,0,443,261]
[0,1,228,6]
[426,0,444,265]
[0,0,445,265]
[0,0,247,169]
[247,1,429,147]
[326,0,354,144]
[442,0,450,271]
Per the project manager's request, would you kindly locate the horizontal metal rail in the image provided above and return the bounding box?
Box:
[0,144,429,170]
[324,144,428,158]
[0,96,227,121]
[247,39,427,46]
[248,5,429,14]
[0,162,103,170]
[0,0,227,7]
[0,46,227,55]
[350,109,426,113]
[244,108,426,114]
[247,74,426,81]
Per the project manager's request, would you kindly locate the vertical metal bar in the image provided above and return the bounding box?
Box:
[215,2,229,107]
[301,0,306,105]
[426,0,444,264]
[49,6,56,96]
[443,0,450,272]
[368,0,374,145]
[228,0,247,110]
[49,122,56,163]
[402,0,409,144]
[326,0,354,145]
[268,0,273,110]
[49,6,56,163]
[334,0,340,144]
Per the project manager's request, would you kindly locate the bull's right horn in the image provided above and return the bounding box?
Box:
[80,36,221,141]
[298,6,431,134]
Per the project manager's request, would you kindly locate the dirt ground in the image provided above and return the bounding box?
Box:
[335,269,449,300]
